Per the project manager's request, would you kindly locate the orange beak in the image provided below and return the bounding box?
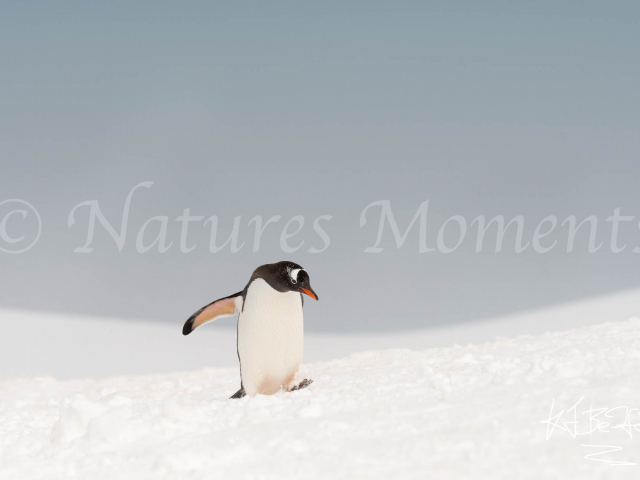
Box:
[301,287,318,301]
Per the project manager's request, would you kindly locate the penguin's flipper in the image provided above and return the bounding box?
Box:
[182,292,243,335]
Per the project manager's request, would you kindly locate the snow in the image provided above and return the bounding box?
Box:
[4,286,640,381]
[4,314,640,478]
[4,290,640,478]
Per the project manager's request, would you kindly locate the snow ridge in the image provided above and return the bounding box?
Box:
[3,319,640,479]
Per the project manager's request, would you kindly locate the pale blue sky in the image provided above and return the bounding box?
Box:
[1,1,639,331]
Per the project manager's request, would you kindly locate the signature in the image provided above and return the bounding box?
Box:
[542,397,640,466]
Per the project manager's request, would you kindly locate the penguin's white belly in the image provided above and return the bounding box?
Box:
[238,279,304,396]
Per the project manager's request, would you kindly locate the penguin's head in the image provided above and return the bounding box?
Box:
[260,261,319,300]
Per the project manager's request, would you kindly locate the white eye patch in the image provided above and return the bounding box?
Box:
[290,268,303,284]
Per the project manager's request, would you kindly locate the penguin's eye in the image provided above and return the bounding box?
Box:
[290,268,302,284]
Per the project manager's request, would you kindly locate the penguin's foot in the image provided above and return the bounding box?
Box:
[289,379,313,392]
[230,387,246,399]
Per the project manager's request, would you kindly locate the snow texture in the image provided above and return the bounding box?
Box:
[3,318,640,479]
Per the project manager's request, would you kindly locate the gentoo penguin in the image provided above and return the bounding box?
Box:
[182,261,319,398]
